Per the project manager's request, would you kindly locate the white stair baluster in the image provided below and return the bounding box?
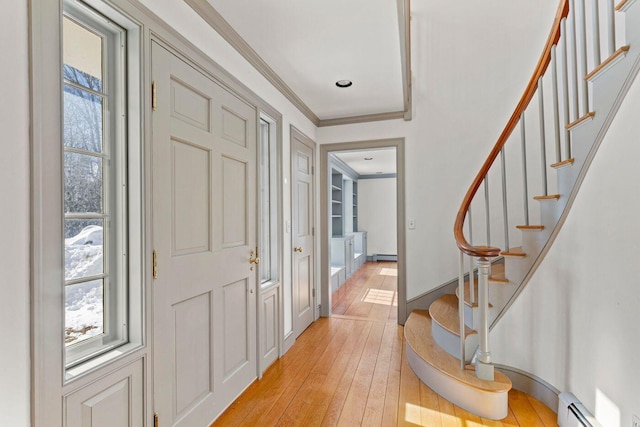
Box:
[591,0,602,67]
[576,0,590,114]
[538,77,549,196]
[520,113,530,226]
[551,46,563,163]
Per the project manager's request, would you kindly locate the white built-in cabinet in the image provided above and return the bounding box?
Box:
[329,161,366,292]
[348,231,367,270]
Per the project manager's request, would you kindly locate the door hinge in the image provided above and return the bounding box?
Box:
[154,412,159,427]
[152,81,157,112]
[311,166,315,175]
[312,227,315,236]
[153,250,158,279]
[312,288,316,298]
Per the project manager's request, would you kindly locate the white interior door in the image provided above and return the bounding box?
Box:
[151,43,257,426]
[291,130,315,338]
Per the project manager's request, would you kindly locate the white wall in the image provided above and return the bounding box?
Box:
[0,1,31,426]
[136,0,318,338]
[319,0,559,299]
[491,71,640,427]
[358,178,397,256]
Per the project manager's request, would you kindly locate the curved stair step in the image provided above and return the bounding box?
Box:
[429,294,477,361]
[429,294,475,338]
[405,310,511,420]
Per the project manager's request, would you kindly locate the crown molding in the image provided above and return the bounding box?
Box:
[184,0,320,126]
[185,0,413,128]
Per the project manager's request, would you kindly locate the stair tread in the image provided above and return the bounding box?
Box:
[551,158,574,169]
[405,310,512,393]
[566,112,595,130]
[534,194,560,200]
[429,295,476,338]
[501,247,527,257]
[585,45,630,80]
[616,0,629,10]
[456,282,494,308]
[516,225,545,230]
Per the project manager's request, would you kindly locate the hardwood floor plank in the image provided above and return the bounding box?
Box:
[453,404,484,426]
[398,339,423,426]
[299,319,369,426]
[381,324,403,426]
[319,321,374,426]
[214,319,345,426]
[526,395,558,426]
[337,321,386,426]
[509,389,546,427]
[361,320,397,426]
[211,319,334,426]
[437,395,464,427]
[256,320,362,425]
[419,381,443,427]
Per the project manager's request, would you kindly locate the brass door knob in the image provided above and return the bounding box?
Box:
[294,246,303,253]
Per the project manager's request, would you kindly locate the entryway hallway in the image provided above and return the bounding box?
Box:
[212,262,557,426]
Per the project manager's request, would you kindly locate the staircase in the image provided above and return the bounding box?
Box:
[406,0,640,420]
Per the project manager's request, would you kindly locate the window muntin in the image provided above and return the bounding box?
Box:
[62,8,128,366]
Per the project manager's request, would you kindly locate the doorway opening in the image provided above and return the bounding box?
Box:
[319,138,406,324]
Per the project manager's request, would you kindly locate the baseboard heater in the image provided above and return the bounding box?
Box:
[558,392,602,427]
[368,254,397,262]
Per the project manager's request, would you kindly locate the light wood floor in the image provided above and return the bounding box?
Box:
[212,262,557,426]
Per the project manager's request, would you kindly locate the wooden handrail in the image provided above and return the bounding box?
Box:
[454,0,569,258]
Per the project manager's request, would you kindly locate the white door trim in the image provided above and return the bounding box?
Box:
[319,138,407,323]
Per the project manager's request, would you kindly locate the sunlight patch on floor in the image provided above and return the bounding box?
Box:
[404,403,423,425]
[380,267,398,276]
[362,288,395,305]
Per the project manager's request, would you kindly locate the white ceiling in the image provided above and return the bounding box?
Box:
[205,0,404,120]
[334,148,396,176]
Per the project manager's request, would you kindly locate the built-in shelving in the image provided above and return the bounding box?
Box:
[331,170,343,236]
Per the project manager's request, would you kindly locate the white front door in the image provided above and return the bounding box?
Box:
[151,43,257,426]
[291,129,315,338]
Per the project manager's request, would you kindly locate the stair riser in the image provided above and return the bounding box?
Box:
[538,200,564,231]
[463,302,474,329]
[431,320,478,363]
[520,228,552,256]
[405,343,509,420]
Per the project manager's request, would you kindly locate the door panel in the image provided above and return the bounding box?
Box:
[152,43,257,426]
[291,130,315,338]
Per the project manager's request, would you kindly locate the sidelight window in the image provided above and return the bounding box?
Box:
[63,4,128,367]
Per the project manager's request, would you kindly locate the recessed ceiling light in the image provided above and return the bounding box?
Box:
[364,157,373,160]
[335,80,353,88]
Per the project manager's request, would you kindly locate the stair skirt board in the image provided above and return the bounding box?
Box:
[405,343,509,420]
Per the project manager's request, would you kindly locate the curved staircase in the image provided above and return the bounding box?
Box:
[406,0,640,420]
